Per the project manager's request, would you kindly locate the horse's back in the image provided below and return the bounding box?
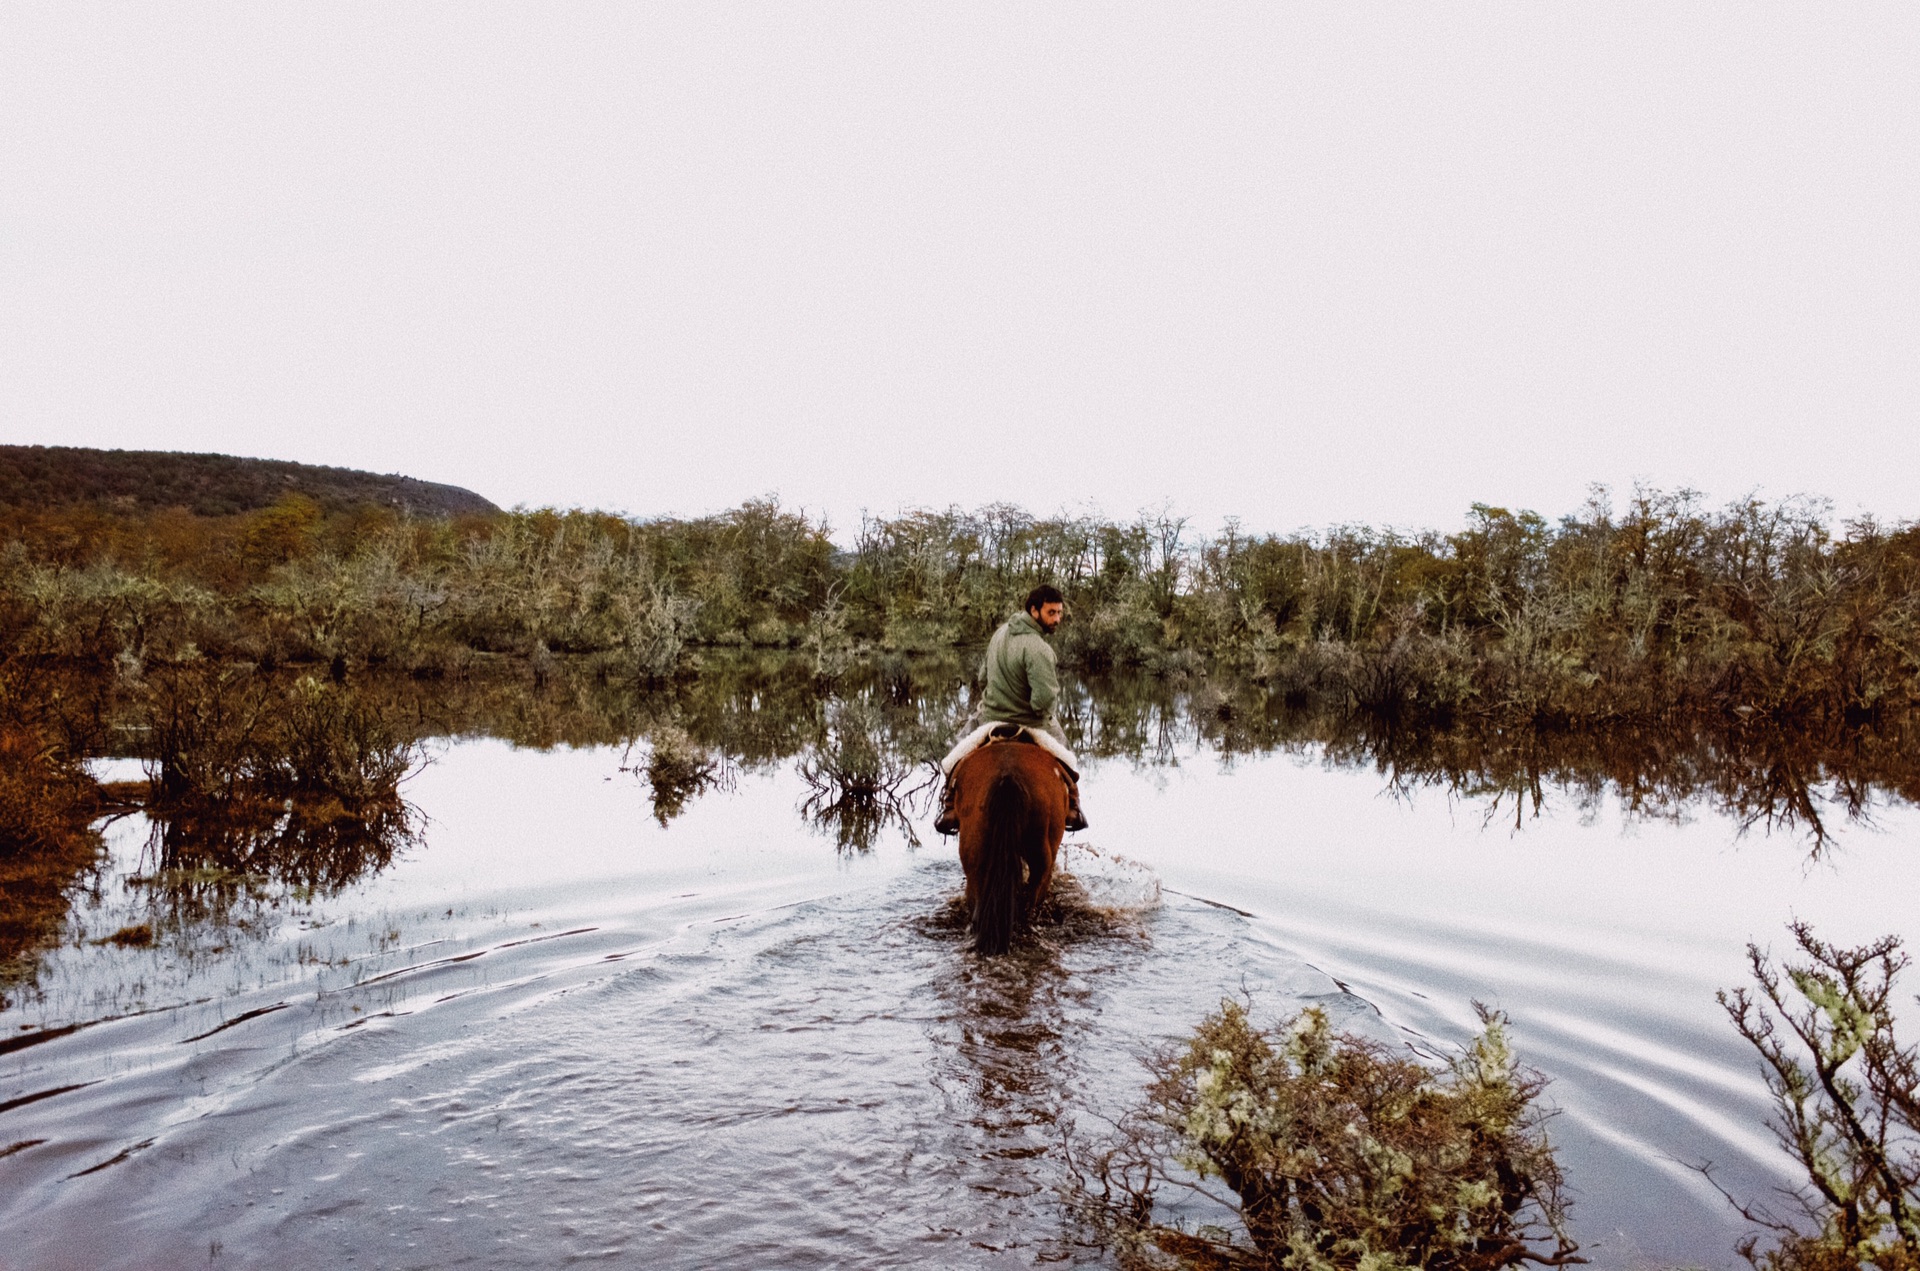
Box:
[953,738,1067,834]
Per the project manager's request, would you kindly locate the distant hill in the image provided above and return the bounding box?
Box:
[0,446,501,518]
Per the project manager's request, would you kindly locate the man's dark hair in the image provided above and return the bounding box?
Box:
[1025,584,1065,613]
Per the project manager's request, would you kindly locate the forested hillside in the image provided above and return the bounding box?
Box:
[0,445,500,519]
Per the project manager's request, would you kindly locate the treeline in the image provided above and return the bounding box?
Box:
[4,487,1919,726]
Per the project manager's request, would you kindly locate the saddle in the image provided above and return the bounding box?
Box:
[941,721,1079,780]
[934,721,1088,836]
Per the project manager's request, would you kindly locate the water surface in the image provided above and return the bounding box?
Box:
[4,683,1919,1267]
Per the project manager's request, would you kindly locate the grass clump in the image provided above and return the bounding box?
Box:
[1072,1000,1580,1269]
[1716,924,1920,1270]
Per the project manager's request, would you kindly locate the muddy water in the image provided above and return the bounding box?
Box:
[4,738,1920,1268]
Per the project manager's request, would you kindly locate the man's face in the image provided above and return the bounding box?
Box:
[1030,601,1064,634]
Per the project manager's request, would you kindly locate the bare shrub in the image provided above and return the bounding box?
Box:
[142,663,270,807]
[622,582,698,683]
[801,591,856,684]
[17,560,219,665]
[1062,589,1164,672]
[1714,924,1920,1269]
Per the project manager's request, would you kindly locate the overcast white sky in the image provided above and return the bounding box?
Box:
[3,5,1916,537]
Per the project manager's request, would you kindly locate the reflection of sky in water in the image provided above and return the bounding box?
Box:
[5,736,1919,1268]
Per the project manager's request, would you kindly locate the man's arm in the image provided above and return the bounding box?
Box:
[1025,640,1059,718]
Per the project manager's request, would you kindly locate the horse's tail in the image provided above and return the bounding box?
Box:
[973,769,1044,956]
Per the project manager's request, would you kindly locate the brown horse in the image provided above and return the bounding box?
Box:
[952,737,1069,954]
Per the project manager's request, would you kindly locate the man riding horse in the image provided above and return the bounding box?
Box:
[934,584,1089,836]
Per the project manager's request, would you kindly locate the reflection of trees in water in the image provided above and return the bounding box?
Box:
[612,663,953,840]
[1057,669,1919,853]
[123,654,1913,852]
[621,724,730,826]
[668,650,971,774]
[1318,712,1920,855]
[140,782,417,900]
[62,651,1920,864]
[796,697,937,851]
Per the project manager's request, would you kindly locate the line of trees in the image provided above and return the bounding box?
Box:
[5,487,1918,726]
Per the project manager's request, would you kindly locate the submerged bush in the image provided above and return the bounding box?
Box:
[135,668,423,895]
[1072,1000,1580,1269]
[0,667,100,863]
[1717,924,1920,1270]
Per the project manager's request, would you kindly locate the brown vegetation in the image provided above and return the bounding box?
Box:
[0,661,106,994]
[133,667,422,895]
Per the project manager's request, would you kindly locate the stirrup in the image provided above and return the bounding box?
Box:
[1063,774,1088,833]
[934,781,960,837]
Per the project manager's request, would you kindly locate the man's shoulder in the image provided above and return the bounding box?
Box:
[1005,624,1052,663]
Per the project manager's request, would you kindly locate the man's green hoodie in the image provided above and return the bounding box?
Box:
[980,611,1059,728]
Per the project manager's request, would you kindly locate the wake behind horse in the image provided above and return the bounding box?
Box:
[953,737,1069,954]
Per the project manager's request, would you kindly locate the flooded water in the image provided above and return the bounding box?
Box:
[4,669,1920,1268]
